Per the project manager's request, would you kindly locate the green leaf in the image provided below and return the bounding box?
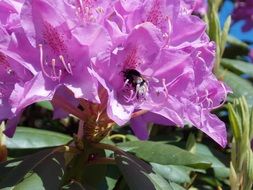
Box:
[0,158,24,181]
[224,36,250,58]
[13,173,44,190]
[195,144,229,179]
[62,181,95,190]
[219,69,253,107]
[117,141,211,169]
[115,152,183,190]
[97,165,121,190]
[221,58,253,78]
[227,35,249,51]
[227,103,242,140]
[0,149,65,189]
[151,163,192,184]
[207,0,221,72]
[6,127,72,149]
[36,101,53,110]
[220,16,231,56]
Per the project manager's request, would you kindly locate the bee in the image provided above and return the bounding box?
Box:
[122,69,148,99]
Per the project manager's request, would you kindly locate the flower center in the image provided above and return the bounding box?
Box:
[145,0,172,40]
[146,0,163,27]
[38,22,73,81]
[75,0,104,22]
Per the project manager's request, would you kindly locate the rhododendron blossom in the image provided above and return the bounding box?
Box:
[193,0,207,15]
[232,0,253,32]
[0,0,229,147]
[0,26,33,136]
[8,0,111,121]
[94,0,228,147]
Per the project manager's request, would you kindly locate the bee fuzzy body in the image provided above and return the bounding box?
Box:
[123,69,148,99]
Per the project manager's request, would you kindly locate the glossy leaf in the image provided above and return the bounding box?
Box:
[13,173,44,190]
[6,127,72,149]
[0,148,65,189]
[97,165,121,190]
[195,144,229,179]
[221,58,253,78]
[219,69,253,107]
[115,152,184,190]
[224,36,250,58]
[151,163,192,184]
[227,35,249,51]
[117,141,211,169]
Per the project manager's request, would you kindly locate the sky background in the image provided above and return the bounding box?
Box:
[219,0,253,44]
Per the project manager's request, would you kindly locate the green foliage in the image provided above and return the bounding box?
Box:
[228,97,253,190]
[117,141,211,169]
[0,148,65,189]
[218,68,253,107]
[6,127,72,149]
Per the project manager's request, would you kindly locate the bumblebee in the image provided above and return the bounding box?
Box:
[123,69,148,99]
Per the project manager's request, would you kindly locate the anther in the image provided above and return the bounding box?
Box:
[59,55,73,75]
[39,44,61,81]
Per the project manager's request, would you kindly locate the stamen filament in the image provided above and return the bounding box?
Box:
[39,44,61,81]
[59,55,73,75]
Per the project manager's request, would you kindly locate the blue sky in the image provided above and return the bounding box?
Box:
[219,0,253,43]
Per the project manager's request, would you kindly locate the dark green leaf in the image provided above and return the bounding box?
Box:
[227,103,242,140]
[151,163,192,184]
[221,58,253,77]
[14,173,44,190]
[0,148,65,189]
[97,165,121,190]
[117,141,211,169]
[62,181,95,190]
[195,144,229,179]
[219,69,253,107]
[224,36,250,58]
[6,127,72,149]
[227,36,249,51]
[115,152,182,190]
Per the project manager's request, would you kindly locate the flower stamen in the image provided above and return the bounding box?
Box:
[39,44,62,81]
[59,55,73,75]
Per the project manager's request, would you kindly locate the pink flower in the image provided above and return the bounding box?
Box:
[0,0,229,147]
[1,0,112,136]
[232,0,253,31]
[93,0,228,147]
[0,0,24,31]
[0,26,33,136]
[8,0,112,116]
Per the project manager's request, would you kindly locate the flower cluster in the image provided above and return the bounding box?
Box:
[0,0,228,147]
[232,0,253,32]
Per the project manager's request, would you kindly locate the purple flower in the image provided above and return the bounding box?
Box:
[232,0,253,32]
[0,26,33,137]
[0,0,24,31]
[0,0,112,136]
[0,0,229,147]
[8,0,112,117]
[181,0,208,15]
[193,0,207,15]
[93,0,229,147]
